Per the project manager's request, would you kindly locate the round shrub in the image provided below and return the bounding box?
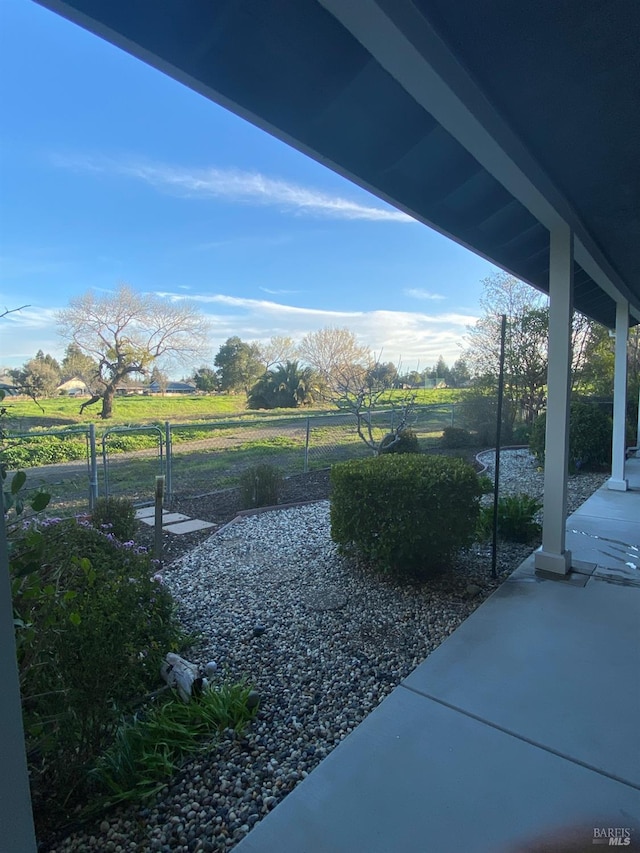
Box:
[440,426,473,448]
[378,428,420,454]
[458,390,514,446]
[530,402,612,471]
[330,454,483,579]
[91,495,137,541]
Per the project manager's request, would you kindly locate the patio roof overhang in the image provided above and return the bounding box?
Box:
[34,0,640,327]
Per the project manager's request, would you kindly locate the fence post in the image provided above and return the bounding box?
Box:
[165,421,172,505]
[304,417,310,474]
[88,423,98,510]
[102,432,110,500]
[154,475,165,563]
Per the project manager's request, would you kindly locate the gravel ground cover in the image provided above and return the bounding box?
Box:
[47,452,607,853]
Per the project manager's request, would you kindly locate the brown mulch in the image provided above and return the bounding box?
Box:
[135,447,484,567]
[134,469,333,565]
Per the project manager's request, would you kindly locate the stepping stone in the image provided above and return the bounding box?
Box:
[135,506,156,519]
[163,518,215,534]
[139,512,189,526]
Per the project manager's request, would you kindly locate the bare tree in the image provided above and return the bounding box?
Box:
[256,335,298,371]
[57,285,209,418]
[298,327,371,398]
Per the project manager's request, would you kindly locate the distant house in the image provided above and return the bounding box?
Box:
[147,380,196,395]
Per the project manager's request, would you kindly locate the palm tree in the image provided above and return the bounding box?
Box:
[248,361,317,409]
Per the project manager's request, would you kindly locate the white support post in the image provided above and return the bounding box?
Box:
[636,386,640,458]
[535,225,573,576]
[0,513,38,851]
[607,300,629,490]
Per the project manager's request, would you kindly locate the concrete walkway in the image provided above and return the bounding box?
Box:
[236,460,640,853]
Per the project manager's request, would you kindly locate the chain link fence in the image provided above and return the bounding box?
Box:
[6,404,458,509]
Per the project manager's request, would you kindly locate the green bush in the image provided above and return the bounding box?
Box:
[458,390,514,446]
[530,402,612,471]
[330,454,483,578]
[239,463,282,509]
[511,423,532,445]
[91,496,137,541]
[378,428,420,454]
[12,519,184,834]
[477,494,542,543]
[440,426,473,448]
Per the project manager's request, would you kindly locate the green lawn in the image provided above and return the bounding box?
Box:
[5,391,466,511]
[3,387,467,430]
[3,393,248,428]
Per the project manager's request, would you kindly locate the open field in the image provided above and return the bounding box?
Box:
[2,387,466,430]
[16,404,461,514]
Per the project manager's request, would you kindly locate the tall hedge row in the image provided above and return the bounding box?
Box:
[330,454,483,579]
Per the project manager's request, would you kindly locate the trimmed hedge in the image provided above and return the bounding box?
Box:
[530,402,612,471]
[330,454,483,579]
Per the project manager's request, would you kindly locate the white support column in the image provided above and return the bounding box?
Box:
[535,225,573,576]
[0,513,37,851]
[636,386,640,458]
[607,299,629,490]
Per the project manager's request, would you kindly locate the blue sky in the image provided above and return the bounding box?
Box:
[0,0,497,375]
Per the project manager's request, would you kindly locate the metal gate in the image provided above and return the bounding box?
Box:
[102,425,168,506]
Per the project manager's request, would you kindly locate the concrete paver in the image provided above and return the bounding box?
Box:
[162,518,215,534]
[138,512,189,526]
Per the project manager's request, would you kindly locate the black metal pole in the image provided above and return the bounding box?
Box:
[492,314,507,579]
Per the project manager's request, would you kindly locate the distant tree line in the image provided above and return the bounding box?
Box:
[7,274,639,430]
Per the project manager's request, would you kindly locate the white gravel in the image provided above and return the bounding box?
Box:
[48,452,608,853]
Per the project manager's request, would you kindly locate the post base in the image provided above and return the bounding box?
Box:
[534,548,572,576]
[607,478,628,492]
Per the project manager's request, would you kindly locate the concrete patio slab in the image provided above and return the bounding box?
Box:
[565,517,640,571]
[573,487,640,522]
[403,574,640,788]
[138,512,189,526]
[235,687,640,853]
[162,518,215,534]
[234,462,640,853]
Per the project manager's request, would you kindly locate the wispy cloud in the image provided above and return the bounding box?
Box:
[259,286,302,296]
[404,287,446,301]
[52,154,415,223]
[0,291,477,373]
[154,290,476,367]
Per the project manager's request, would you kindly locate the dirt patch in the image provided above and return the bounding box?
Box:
[135,469,332,565]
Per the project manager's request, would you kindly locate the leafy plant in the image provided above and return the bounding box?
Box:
[379,427,420,454]
[530,402,612,471]
[239,463,282,509]
[12,519,185,834]
[91,496,137,541]
[476,493,542,542]
[248,361,317,409]
[330,454,483,579]
[458,388,514,446]
[511,423,532,445]
[440,426,473,448]
[91,682,257,806]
